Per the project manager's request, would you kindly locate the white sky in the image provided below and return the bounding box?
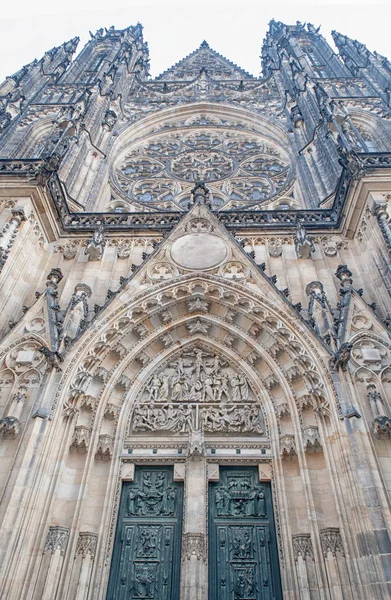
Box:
[0,0,390,83]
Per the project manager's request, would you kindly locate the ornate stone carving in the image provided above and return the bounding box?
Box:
[220,261,249,280]
[132,404,196,433]
[275,402,290,418]
[104,403,118,420]
[136,351,151,366]
[76,532,98,559]
[71,425,91,452]
[113,127,291,211]
[96,434,114,460]
[44,526,69,555]
[148,262,178,281]
[351,340,390,372]
[295,223,315,259]
[85,224,105,261]
[114,240,132,259]
[263,373,279,389]
[186,429,205,457]
[268,239,283,257]
[373,416,391,438]
[62,283,91,341]
[188,297,209,313]
[200,405,263,433]
[0,416,20,438]
[280,434,297,458]
[159,309,172,323]
[329,343,352,372]
[292,534,314,562]
[132,348,262,435]
[320,528,345,558]
[302,426,322,453]
[79,394,97,410]
[143,349,253,405]
[6,342,43,374]
[186,217,213,232]
[186,319,210,334]
[182,533,206,561]
[56,240,80,259]
[160,333,174,348]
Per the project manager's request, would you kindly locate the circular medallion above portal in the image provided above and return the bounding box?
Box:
[171,233,228,270]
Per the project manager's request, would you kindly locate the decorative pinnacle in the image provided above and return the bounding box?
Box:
[335,264,353,284]
[191,181,210,206]
[200,40,210,49]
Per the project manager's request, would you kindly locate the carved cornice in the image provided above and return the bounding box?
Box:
[0,158,371,233]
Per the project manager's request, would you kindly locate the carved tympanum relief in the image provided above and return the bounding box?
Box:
[130,347,264,435]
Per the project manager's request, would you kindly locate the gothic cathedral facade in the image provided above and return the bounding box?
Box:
[0,19,391,600]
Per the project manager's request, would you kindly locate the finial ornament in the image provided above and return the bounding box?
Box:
[190,181,211,207]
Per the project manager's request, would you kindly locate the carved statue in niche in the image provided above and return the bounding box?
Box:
[131,347,264,435]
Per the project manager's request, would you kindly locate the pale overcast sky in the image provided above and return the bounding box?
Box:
[0,0,389,83]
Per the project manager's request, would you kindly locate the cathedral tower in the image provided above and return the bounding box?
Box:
[0,20,391,600]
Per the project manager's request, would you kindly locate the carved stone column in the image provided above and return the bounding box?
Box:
[41,525,69,600]
[320,528,353,600]
[292,534,321,600]
[0,208,25,271]
[180,451,207,600]
[73,532,98,600]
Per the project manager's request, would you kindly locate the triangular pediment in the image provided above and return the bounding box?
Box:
[74,195,322,354]
[5,293,53,349]
[155,41,255,81]
[344,291,391,344]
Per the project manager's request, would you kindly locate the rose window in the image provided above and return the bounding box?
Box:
[113,127,293,211]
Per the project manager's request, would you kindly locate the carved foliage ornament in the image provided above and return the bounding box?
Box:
[320,528,345,558]
[76,532,98,559]
[292,534,314,562]
[44,526,69,555]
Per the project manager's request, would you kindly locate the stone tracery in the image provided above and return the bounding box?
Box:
[113,126,293,211]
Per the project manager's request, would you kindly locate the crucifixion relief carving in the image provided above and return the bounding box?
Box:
[130,347,264,434]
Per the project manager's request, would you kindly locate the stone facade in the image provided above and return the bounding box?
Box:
[0,19,390,599]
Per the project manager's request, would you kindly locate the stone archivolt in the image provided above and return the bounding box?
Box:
[59,271,334,444]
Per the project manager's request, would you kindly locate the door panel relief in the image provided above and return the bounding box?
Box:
[209,467,282,600]
[107,467,183,600]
